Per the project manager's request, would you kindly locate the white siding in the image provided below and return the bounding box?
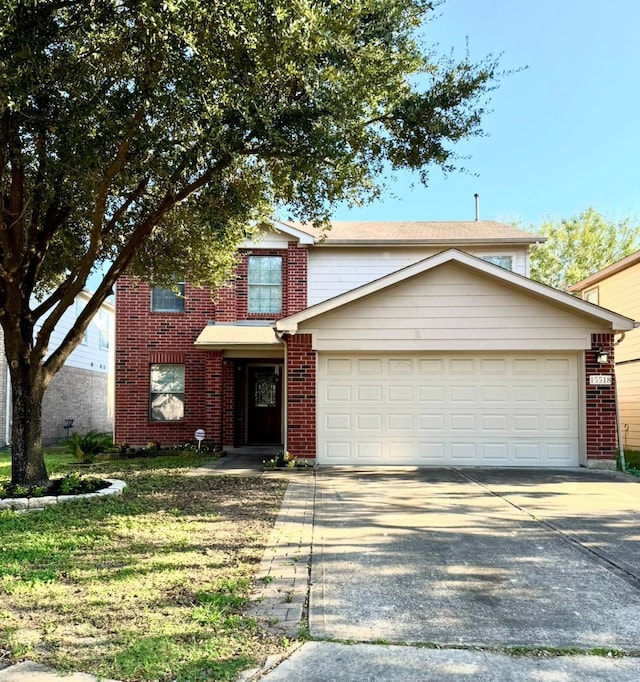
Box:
[308,246,529,305]
[41,295,113,374]
[241,229,291,250]
[300,262,609,352]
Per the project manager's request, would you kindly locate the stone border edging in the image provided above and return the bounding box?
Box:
[0,478,126,511]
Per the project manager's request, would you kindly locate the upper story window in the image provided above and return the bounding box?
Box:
[248,256,282,315]
[482,255,513,271]
[151,283,185,312]
[584,287,599,304]
[98,309,110,350]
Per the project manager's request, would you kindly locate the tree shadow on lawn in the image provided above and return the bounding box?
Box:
[0,472,289,678]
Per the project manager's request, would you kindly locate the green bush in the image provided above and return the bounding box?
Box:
[65,431,113,464]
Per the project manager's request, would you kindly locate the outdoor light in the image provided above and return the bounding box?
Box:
[596,349,609,364]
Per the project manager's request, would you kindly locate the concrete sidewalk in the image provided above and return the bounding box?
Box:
[260,641,640,681]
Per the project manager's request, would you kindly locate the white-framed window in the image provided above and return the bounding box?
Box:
[76,299,89,345]
[151,283,185,312]
[482,255,513,271]
[98,309,110,350]
[584,287,599,304]
[248,256,282,314]
[150,364,185,421]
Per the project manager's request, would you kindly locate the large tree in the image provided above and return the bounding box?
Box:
[528,208,639,291]
[1,0,498,487]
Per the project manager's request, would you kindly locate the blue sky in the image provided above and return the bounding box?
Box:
[332,0,640,227]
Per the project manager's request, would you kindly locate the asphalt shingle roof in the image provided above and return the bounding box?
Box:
[280,220,542,244]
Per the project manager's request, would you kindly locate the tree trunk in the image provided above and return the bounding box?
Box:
[10,364,48,487]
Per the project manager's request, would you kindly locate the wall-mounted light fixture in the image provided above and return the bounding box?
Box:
[596,349,609,364]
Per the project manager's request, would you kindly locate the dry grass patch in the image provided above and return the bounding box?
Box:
[0,455,289,681]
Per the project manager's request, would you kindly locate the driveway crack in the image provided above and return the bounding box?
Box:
[453,468,640,593]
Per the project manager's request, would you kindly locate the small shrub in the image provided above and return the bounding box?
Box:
[264,450,311,469]
[65,431,113,463]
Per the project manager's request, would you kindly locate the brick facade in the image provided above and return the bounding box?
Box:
[115,242,308,448]
[585,333,618,468]
[284,334,316,459]
[115,234,622,465]
[43,365,113,444]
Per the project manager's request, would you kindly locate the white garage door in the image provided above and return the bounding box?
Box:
[317,353,580,467]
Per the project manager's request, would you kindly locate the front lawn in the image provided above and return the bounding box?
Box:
[0,450,289,681]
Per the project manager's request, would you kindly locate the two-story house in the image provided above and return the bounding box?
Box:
[0,290,115,446]
[115,220,634,469]
[569,250,640,452]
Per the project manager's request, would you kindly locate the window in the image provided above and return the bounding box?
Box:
[151,284,185,312]
[248,256,282,314]
[482,255,513,270]
[98,309,110,350]
[150,364,184,421]
[584,288,599,304]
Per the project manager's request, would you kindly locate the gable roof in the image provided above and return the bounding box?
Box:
[275,249,636,333]
[568,249,640,292]
[275,220,542,246]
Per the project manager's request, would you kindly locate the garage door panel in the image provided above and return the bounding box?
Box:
[450,414,477,431]
[481,414,509,432]
[326,385,351,401]
[481,442,510,463]
[318,353,580,467]
[450,385,476,402]
[450,442,478,462]
[388,414,414,431]
[389,385,414,401]
[356,414,382,430]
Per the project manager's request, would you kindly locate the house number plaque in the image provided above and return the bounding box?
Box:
[589,375,612,386]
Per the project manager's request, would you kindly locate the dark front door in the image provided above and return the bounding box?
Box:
[247,365,282,444]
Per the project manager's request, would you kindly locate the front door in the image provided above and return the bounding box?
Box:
[247,365,282,444]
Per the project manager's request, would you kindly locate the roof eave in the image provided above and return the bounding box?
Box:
[276,249,636,333]
[313,237,545,247]
[568,249,640,292]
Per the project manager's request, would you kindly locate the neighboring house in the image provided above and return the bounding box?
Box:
[0,291,115,446]
[569,251,640,451]
[115,221,635,469]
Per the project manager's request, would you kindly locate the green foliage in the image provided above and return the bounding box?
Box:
[64,431,113,464]
[527,208,640,291]
[1,0,500,486]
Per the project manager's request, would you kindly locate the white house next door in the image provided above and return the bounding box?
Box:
[317,352,580,467]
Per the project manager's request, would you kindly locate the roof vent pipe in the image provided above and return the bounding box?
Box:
[474,193,480,221]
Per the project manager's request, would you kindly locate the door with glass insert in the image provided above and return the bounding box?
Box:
[247,365,282,444]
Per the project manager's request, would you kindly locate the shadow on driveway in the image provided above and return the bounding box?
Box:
[309,467,640,650]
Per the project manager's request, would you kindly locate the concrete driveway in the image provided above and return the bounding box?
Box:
[309,467,640,650]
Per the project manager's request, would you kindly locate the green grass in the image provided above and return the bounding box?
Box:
[0,448,289,680]
[619,449,640,477]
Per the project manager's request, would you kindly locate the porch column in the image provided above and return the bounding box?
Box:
[285,334,316,460]
[205,351,224,450]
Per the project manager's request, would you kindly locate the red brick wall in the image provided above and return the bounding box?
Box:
[114,278,220,447]
[285,334,316,459]
[219,241,308,319]
[585,333,617,465]
[115,241,308,447]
